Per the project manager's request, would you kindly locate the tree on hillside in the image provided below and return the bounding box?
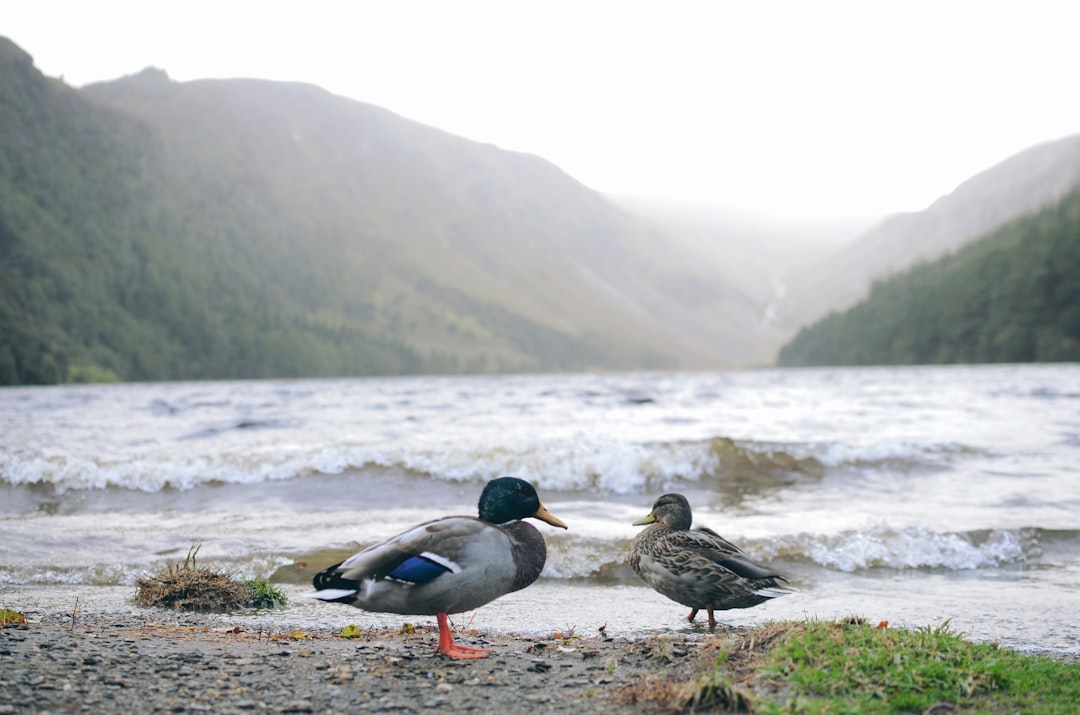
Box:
[777,186,1080,366]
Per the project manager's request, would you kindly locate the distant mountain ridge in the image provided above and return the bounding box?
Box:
[777,183,1080,366]
[82,67,772,369]
[0,36,768,383]
[3,32,1079,384]
[779,133,1080,331]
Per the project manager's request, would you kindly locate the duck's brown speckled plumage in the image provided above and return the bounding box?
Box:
[629,493,791,627]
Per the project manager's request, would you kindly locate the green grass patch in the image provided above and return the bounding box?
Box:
[622,618,1080,714]
[757,619,1080,714]
[243,577,288,609]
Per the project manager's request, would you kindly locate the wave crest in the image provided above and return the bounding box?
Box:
[540,526,1049,580]
[761,525,1036,572]
[2,433,979,497]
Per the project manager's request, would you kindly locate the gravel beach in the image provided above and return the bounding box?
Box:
[1,610,725,714]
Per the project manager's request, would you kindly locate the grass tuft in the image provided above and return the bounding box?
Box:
[675,654,756,712]
[244,577,288,609]
[134,545,286,612]
[619,617,1080,714]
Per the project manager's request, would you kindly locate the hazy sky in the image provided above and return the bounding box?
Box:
[6,0,1080,220]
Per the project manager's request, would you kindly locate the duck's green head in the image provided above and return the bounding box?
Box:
[633,493,693,530]
[479,477,567,529]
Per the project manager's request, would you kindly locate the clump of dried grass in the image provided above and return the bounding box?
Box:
[617,633,767,712]
[134,545,251,612]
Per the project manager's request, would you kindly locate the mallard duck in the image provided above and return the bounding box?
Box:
[307,476,567,659]
[629,493,790,628]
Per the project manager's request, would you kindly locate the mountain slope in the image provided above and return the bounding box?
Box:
[776,184,1080,366]
[778,133,1080,333]
[2,35,758,384]
[82,68,749,371]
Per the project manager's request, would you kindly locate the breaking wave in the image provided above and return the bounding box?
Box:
[0,433,968,497]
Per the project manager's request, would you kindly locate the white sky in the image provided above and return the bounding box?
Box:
[6,0,1080,221]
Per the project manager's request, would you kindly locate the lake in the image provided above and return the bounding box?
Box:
[2,364,1078,654]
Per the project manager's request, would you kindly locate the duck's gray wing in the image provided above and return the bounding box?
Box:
[308,517,520,615]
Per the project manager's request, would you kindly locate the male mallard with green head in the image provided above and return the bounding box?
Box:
[308,476,567,659]
[629,493,790,628]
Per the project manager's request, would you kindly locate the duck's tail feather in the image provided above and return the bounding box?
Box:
[304,588,358,602]
[754,585,796,599]
[311,559,363,600]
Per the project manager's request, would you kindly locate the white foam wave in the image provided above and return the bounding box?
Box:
[1,432,977,496]
[384,434,720,494]
[535,526,1037,580]
[814,441,978,471]
[0,450,321,493]
[764,525,1030,572]
[0,435,723,495]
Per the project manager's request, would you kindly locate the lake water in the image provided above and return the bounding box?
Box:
[2,365,1078,654]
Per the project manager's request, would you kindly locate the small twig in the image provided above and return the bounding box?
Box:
[69,597,80,632]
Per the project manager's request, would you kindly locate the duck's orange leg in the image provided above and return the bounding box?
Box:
[687,608,699,623]
[436,612,491,659]
[706,606,716,629]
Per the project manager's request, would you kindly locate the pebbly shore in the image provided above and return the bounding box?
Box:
[0,610,722,714]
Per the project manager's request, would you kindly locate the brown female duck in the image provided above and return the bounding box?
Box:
[630,493,791,627]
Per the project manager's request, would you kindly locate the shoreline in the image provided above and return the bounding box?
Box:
[1,609,726,714]
[4,608,1079,714]
[6,577,1079,658]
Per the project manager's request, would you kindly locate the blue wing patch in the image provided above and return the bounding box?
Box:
[387,554,452,583]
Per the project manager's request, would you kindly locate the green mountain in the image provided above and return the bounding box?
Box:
[777,133,1080,336]
[0,36,752,385]
[776,185,1080,366]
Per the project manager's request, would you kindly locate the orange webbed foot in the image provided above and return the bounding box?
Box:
[436,612,491,660]
[437,643,491,659]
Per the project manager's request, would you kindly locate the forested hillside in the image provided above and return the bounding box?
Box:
[0,42,425,384]
[778,133,1080,334]
[777,185,1080,366]
[0,36,752,385]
